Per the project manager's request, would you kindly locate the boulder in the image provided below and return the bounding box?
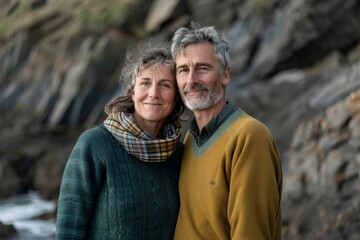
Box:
[0,221,17,239]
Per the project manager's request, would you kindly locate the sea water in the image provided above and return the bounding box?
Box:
[0,192,56,240]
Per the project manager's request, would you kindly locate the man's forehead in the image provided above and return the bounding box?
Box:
[175,48,217,66]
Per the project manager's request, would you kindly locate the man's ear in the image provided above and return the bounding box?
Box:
[222,65,230,86]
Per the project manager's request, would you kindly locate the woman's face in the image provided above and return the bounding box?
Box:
[132,63,177,128]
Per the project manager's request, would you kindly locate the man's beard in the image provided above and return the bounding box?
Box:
[181,82,224,111]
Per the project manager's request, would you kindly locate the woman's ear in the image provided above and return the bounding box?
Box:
[129,84,135,101]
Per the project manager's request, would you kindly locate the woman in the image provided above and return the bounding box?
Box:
[56,43,185,239]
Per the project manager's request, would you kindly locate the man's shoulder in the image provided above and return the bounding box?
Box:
[228,113,272,136]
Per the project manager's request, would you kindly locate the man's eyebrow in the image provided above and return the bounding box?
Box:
[176,62,212,68]
[196,62,212,68]
[176,64,188,69]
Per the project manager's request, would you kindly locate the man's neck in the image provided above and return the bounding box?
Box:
[194,99,226,131]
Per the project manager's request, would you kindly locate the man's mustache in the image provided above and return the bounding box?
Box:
[183,83,208,94]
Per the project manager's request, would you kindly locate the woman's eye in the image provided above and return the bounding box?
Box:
[140,81,150,86]
[160,82,172,88]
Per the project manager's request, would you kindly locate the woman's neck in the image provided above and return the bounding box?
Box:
[133,114,164,138]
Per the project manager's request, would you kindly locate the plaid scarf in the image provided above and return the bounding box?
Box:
[104,112,181,162]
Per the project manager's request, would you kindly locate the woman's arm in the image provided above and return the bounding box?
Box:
[56,129,102,239]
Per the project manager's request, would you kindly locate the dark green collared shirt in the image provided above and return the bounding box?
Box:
[189,102,237,146]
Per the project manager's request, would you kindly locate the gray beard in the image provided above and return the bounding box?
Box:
[182,89,224,111]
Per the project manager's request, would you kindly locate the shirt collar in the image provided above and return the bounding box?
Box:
[189,102,236,146]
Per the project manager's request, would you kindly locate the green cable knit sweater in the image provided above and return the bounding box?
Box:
[56,124,183,239]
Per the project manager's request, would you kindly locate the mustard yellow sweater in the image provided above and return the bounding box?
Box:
[174,109,282,240]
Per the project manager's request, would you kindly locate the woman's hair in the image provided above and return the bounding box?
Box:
[170,21,230,74]
[105,42,185,123]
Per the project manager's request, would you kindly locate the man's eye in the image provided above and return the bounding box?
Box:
[177,68,188,74]
[198,66,208,71]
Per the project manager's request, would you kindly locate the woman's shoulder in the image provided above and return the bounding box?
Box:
[80,124,111,139]
[74,124,127,162]
[75,124,115,148]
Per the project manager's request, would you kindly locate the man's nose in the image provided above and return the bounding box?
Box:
[186,68,197,85]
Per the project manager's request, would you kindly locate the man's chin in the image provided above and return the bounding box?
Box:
[184,101,209,111]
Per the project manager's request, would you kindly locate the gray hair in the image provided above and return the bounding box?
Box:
[105,42,185,122]
[170,22,230,72]
[121,42,175,91]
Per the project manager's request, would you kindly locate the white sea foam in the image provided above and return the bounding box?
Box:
[0,192,56,240]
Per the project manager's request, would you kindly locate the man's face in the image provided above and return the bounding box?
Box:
[175,42,229,111]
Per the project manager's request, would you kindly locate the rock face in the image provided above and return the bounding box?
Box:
[282,89,360,239]
[0,0,359,239]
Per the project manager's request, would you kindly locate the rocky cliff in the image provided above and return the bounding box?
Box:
[0,0,359,239]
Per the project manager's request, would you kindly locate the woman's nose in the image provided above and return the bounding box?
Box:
[149,84,160,97]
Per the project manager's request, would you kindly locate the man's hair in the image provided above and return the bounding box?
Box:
[170,21,230,73]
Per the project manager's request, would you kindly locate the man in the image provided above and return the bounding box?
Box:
[171,22,283,239]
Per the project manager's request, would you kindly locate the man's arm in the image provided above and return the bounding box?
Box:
[228,118,282,239]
